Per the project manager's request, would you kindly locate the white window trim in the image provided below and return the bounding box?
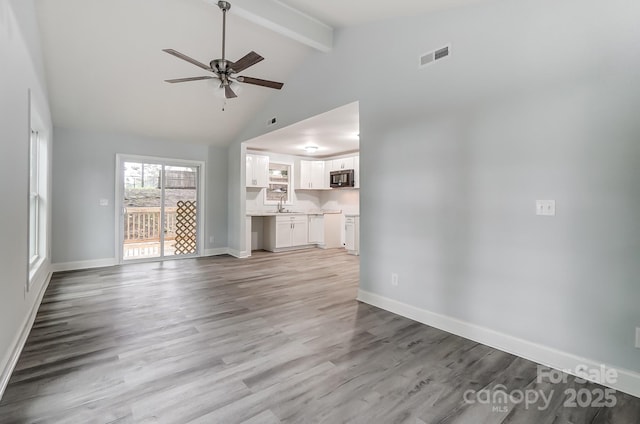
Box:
[29,133,40,267]
[29,193,40,265]
[264,161,293,205]
[27,96,49,291]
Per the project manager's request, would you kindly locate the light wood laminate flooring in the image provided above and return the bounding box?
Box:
[0,249,638,423]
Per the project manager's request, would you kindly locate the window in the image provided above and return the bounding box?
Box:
[28,130,40,265]
[265,163,291,204]
[27,92,49,288]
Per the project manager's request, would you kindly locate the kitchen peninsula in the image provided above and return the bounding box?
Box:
[246,210,342,253]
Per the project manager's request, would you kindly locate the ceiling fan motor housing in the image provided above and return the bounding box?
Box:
[211,59,229,73]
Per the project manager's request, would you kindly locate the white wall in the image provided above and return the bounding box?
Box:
[320,190,359,215]
[0,0,53,393]
[207,144,229,249]
[230,0,640,381]
[52,127,228,264]
[227,143,244,255]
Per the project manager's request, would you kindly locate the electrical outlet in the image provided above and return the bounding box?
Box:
[636,327,640,349]
[391,273,399,287]
[209,236,214,244]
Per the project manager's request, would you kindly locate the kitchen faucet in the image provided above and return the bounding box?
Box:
[277,193,286,213]
[273,187,287,213]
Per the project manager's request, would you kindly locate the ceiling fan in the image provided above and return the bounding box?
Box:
[162,1,284,100]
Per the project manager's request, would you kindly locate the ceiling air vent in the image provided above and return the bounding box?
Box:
[419,44,451,69]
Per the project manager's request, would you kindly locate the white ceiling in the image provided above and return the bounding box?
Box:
[35,0,491,147]
[244,102,359,158]
[279,0,491,28]
[35,0,312,146]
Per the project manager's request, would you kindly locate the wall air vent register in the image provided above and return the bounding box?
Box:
[419,44,451,68]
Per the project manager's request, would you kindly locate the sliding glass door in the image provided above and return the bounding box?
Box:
[119,158,200,262]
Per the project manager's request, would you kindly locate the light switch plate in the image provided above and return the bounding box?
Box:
[536,200,556,216]
[99,198,109,206]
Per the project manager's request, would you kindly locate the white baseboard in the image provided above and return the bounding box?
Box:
[51,248,244,272]
[1,270,52,400]
[357,289,640,399]
[50,258,118,272]
[203,248,229,257]
[227,248,250,259]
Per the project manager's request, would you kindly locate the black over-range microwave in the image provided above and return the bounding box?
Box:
[330,169,355,188]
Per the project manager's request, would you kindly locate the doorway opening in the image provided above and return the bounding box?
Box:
[116,155,204,263]
[241,101,360,256]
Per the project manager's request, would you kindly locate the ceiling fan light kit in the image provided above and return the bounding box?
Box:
[163,1,283,104]
[210,78,243,99]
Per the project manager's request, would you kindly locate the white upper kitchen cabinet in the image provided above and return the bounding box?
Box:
[246,154,269,188]
[329,157,355,171]
[297,160,327,190]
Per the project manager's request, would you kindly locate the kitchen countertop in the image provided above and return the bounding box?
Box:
[306,209,342,215]
[246,209,342,217]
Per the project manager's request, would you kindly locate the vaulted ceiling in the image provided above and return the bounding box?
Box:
[279,0,490,28]
[35,0,491,146]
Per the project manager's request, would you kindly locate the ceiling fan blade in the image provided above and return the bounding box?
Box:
[237,76,284,90]
[165,76,215,83]
[229,51,264,73]
[162,49,211,71]
[225,85,237,99]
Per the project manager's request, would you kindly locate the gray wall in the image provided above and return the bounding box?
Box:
[0,0,53,382]
[208,143,229,249]
[227,142,244,254]
[52,127,228,264]
[231,0,640,373]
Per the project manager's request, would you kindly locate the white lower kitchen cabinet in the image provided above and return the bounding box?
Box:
[344,215,360,255]
[291,219,309,246]
[264,215,310,252]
